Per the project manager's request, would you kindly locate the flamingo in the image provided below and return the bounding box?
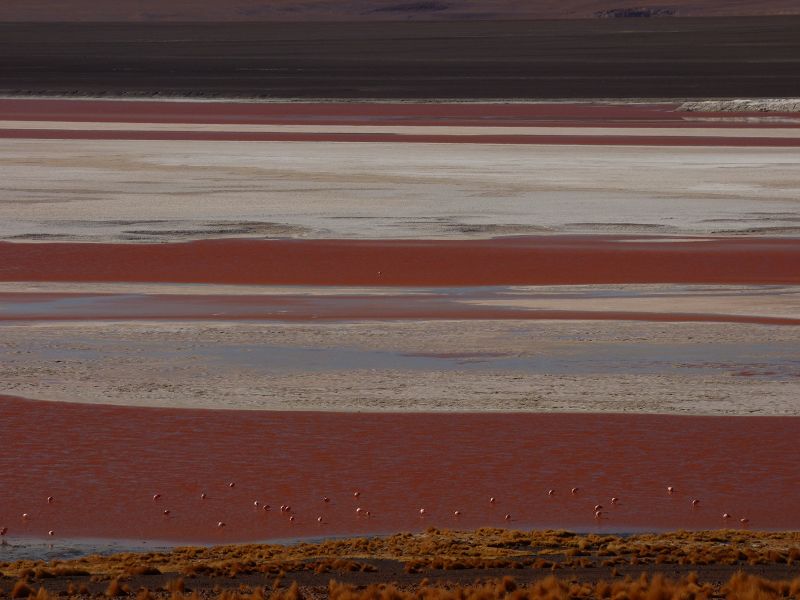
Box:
[454,510,461,517]
[692,499,700,506]
[201,492,207,500]
[547,489,555,496]
[356,507,364,514]
[611,497,619,504]
[594,510,602,519]
[0,527,7,535]
[419,508,426,516]
[594,505,603,512]
[504,514,511,521]
[365,511,371,517]
[722,513,732,519]
[163,510,170,516]
[21,513,29,520]
[217,521,226,528]
[740,518,750,525]
[48,530,54,536]
[571,488,579,495]
[289,516,295,522]
[667,486,674,494]
[153,494,161,502]
[253,500,260,508]
[263,505,271,511]
[47,496,54,504]
[228,482,235,488]
[323,497,330,503]
[353,491,360,498]
[317,516,323,523]
[489,497,496,504]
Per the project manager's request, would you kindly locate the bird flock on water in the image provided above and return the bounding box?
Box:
[0,484,752,541]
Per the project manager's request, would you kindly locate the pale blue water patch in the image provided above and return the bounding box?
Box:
[0,537,172,562]
[2,285,796,319]
[194,341,800,379]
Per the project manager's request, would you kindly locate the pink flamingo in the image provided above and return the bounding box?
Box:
[317,516,323,523]
[547,489,555,496]
[692,499,700,506]
[323,497,330,503]
[740,518,750,525]
[163,509,170,516]
[667,486,674,494]
[594,510,603,519]
[571,488,579,495]
[504,514,511,521]
[594,505,603,512]
[217,521,226,528]
[722,513,732,519]
[21,513,29,520]
[228,482,235,488]
[201,492,207,500]
[153,494,161,502]
[419,508,426,516]
[47,496,54,504]
[48,530,54,537]
[611,497,619,504]
[489,497,496,504]
[289,516,295,522]
[353,491,360,498]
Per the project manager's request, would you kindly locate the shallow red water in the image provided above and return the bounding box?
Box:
[0,100,681,125]
[0,395,798,544]
[3,130,799,147]
[2,237,799,287]
[0,99,796,129]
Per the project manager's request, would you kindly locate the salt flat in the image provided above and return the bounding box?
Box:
[1,139,799,241]
[2,319,797,415]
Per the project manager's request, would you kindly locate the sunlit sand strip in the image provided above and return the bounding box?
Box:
[2,121,800,138]
[460,293,800,322]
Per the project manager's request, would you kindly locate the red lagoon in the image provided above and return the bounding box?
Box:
[1,99,797,129]
[4,130,800,147]
[0,394,798,544]
[1,237,799,287]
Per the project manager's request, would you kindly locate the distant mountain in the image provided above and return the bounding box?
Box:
[2,0,799,21]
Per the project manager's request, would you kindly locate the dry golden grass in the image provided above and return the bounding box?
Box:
[4,573,800,600]
[1,528,799,579]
